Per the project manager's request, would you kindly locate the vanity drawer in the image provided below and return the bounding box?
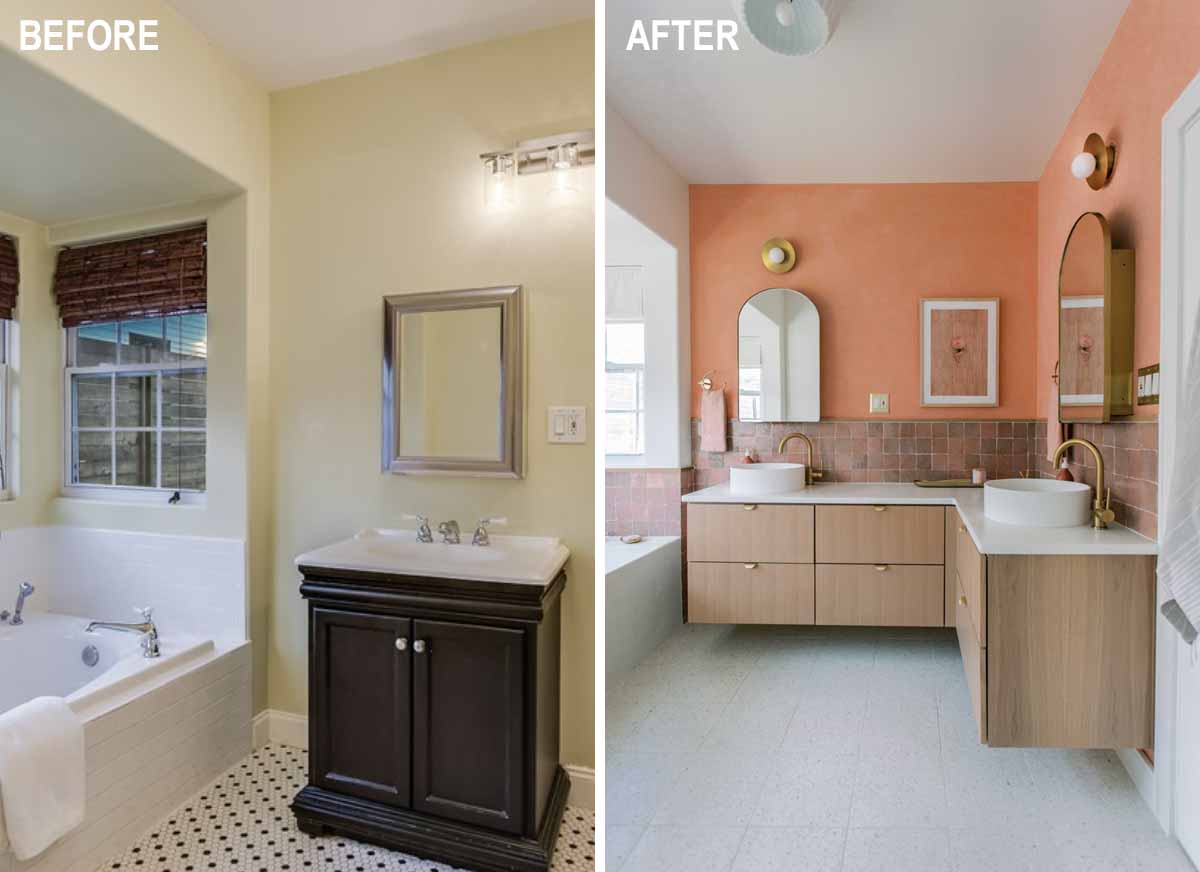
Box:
[814,505,944,565]
[814,564,944,627]
[687,504,814,564]
[954,575,987,743]
[954,513,986,644]
[687,562,815,625]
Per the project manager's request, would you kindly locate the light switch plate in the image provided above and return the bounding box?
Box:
[869,393,890,414]
[1137,364,1160,405]
[547,406,587,443]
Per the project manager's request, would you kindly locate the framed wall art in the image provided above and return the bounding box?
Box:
[920,298,999,407]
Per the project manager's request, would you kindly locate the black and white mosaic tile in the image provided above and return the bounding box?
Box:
[97,744,594,872]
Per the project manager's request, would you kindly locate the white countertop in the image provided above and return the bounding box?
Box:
[683,482,1157,556]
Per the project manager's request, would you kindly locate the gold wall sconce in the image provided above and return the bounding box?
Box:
[480,130,595,210]
[1071,133,1116,190]
[761,237,796,273]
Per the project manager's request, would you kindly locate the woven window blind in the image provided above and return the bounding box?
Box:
[53,225,206,327]
[0,235,17,320]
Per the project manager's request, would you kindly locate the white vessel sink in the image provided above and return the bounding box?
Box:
[296,530,569,586]
[729,462,807,496]
[984,479,1093,528]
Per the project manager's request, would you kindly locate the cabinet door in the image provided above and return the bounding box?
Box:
[310,608,412,807]
[412,619,526,834]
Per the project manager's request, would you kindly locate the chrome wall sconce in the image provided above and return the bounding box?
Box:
[1071,133,1116,190]
[480,130,595,209]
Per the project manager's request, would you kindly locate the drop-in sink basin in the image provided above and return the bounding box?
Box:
[984,479,1093,527]
[295,529,570,585]
[729,462,807,496]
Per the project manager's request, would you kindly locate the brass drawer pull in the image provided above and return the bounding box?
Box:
[743,562,759,570]
[873,505,887,512]
[958,596,968,607]
[958,525,966,534]
[874,564,888,572]
[743,504,757,511]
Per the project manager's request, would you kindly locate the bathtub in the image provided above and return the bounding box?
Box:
[0,612,250,872]
[605,536,682,679]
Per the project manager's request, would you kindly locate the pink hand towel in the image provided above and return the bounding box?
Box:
[700,387,728,453]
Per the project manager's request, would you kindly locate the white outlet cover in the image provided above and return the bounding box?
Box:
[547,406,587,444]
[869,393,890,414]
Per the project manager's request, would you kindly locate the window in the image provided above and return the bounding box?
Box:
[605,321,645,455]
[0,320,10,498]
[66,314,207,493]
[738,337,763,421]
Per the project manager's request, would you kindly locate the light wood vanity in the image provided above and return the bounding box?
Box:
[683,484,1157,749]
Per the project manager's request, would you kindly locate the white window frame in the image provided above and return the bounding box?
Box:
[604,319,646,457]
[0,320,11,501]
[62,323,207,504]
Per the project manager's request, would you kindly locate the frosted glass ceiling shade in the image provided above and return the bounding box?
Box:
[735,0,842,56]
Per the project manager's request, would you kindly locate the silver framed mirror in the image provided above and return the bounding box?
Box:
[382,285,523,478]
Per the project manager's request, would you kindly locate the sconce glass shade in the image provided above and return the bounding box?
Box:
[484,154,516,210]
[767,246,786,264]
[736,0,840,56]
[548,143,580,201]
[1071,152,1097,180]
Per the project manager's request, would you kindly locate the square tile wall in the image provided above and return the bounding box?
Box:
[605,468,694,537]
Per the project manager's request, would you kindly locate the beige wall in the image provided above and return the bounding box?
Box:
[269,21,595,767]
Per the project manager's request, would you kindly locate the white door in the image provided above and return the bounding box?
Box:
[1163,68,1200,867]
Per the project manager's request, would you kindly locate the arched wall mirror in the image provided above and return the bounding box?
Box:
[737,288,820,422]
[1057,212,1135,423]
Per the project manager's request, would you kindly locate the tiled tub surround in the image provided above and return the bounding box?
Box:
[606,469,694,537]
[0,526,250,872]
[689,418,1160,539]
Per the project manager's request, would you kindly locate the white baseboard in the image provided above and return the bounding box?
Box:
[563,764,595,810]
[253,709,309,750]
[1117,747,1158,822]
[252,709,596,810]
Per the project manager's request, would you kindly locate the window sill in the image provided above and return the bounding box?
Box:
[59,486,207,508]
[605,455,650,469]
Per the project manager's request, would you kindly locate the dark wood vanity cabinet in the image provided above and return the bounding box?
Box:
[293,566,568,872]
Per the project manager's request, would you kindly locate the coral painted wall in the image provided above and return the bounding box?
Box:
[689,183,1037,420]
[1037,0,1200,419]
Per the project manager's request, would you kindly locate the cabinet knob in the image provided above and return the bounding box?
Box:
[873,505,887,512]
[874,564,888,572]
[743,562,758,570]
[958,596,968,607]
[413,639,427,654]
[743,504,757,511]
[395,637,408,652]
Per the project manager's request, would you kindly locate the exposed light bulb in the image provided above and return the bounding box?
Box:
[775,0,796,27]
[1071,152,1097,180]
[768,246,786,264]
[484,154,516,210]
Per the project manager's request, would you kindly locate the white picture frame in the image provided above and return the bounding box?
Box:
[920,298,999,407]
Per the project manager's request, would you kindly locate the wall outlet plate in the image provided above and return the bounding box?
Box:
[547,406,587,443]
[869,393,890,414]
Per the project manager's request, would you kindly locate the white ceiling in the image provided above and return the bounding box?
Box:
[165,0,594,90]
[0,49,240,226]
[607,0,1131,182]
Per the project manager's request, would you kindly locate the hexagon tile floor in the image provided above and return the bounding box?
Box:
[97,744,594,872]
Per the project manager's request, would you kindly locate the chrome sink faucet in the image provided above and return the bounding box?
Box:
[472,516,507,547]
[86,607,161,658]
[404,514,433,543]
[438,520,461,544]
[0,581,35,625]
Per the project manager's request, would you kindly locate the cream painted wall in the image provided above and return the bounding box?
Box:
[0,2,273,714]
[0,210,59,530]
[269,22,595,767]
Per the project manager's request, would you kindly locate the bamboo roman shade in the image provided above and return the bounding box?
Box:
[53,225,207,327]
[0,235,17,321]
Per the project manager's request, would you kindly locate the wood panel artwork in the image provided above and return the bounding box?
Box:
[1059,305,1106,399]
[930,308,988,397]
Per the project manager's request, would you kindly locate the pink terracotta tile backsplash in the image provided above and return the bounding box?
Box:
[605,419,1158,543]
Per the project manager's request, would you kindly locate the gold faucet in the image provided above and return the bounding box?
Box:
[1051,438,1115,529]
[778,432,824,486]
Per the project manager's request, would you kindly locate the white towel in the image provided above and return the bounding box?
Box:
[1159,301,1200,644]
[0,697,85,860]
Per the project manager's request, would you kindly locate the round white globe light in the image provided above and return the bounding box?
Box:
[768,246,786,264]
[776,0,797,26]
[736,0,837,56]
[1071,152,1097,180]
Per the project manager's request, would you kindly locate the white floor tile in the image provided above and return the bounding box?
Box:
[751,748,857,828]
[607,751,690,827]
[729,827,846,872]
[843,827,952,872]
[621,825,746,872]
[606,823,647,872]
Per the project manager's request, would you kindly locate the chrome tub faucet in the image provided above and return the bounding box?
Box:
[86,607,161,658]
[438,520,461,544]
[472,516,507,547]
[403,513,434,543]
[1,582,36,625]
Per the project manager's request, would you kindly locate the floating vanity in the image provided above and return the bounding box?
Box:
[682,482,1157,749]
[291,530,570,872]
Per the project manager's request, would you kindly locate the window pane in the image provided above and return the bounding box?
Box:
[74,431,112,484]
[606,411,640,455]
[605,370,640,412]
[119,318,166,364]
[115,431,157,487]
[606,323,645,366]
[739,367,762,393]
[163,431,205,491]
[74,323,118,366]
[115,374,156,427]
[73,374,112,428]
[166,314,208,362]
[162,370,207,428]
[739,396,761,420]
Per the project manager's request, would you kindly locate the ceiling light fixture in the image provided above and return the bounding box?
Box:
[735,0,844,56]
[1070,133,1116,190]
